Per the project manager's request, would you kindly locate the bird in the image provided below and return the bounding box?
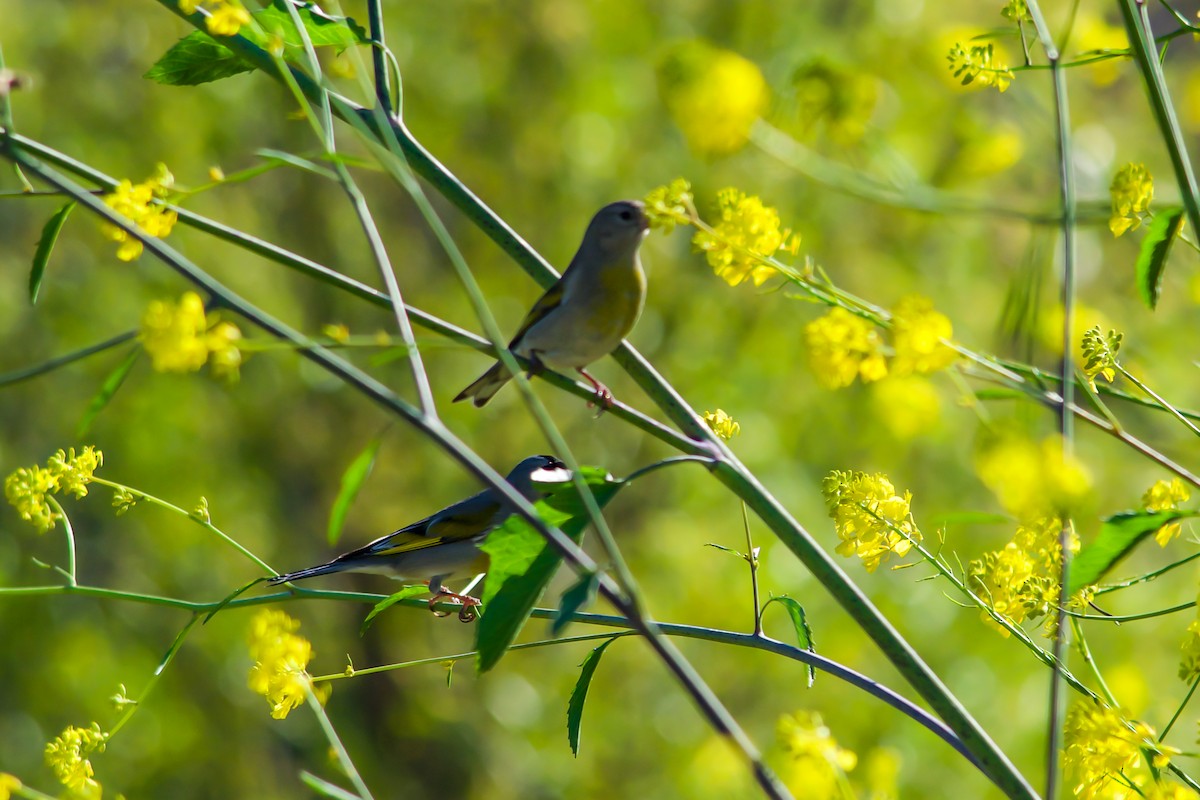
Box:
[453,199,650,408]
[268,455,570,617]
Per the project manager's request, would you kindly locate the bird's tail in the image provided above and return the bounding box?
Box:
[267,561,350,585]
[452,362,511,407]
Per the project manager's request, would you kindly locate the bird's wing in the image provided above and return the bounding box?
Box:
[346,492,502,559]
[508,279,566,347]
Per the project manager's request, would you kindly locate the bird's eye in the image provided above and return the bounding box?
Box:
[618,209,634,221]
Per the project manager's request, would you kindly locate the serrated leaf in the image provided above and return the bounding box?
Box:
[77,347,140,437]
[256,0,368,47]
[360,584,429,635]
[1068,509,1195,595]
[328,435,382,546]
[552,571,599,637]
[567,637,617,757]
[765,596,816,687]
[144,31,255,86]
[1135,206,1185,310]
[30,201,75,304]
[475,467,623,673]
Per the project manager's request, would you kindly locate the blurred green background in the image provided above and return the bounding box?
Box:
[2,1,1199,797]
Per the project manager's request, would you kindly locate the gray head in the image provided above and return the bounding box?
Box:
[581,200,650,260]
[505,455,571,499]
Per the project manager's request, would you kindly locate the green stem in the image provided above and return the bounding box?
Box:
[1069,618,1117,707]
[1094,551,1200,595]
[1117,365,1200,438]
[107,614,200,738]
[304,688,374,800]
[47,496,76,586]
[1161,674,1200,740]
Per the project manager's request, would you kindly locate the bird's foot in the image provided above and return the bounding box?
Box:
[428,589,482,623]
[579,369,615,416]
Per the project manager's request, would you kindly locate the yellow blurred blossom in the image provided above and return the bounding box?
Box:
[0,773,20,800]
[141,292,244,379]
[658,40,768,157]
[1110,163,1153,236]
[790,58,879,146]
[1063,702,1144,799]
[1080,326,1122,392]
[693,188,799,287]
[822,470,920,572]
[702,409,741,441]
[889,295,958,375]
[44,722,106,798]
[952,122,1025,181]
[1143,782,1200,800]
[871,376,941,439]
[101,163,177,261]
[248,609,329,720]
[322,323,351,343]
[863,747,901,800]
[643,178,694,234]
[181,0,251,36]
[5,446,104,534]
[976,435,1091,522]
[1072,15,1128,87]
[947,41,1015,92]
[1143,478,1190,546]
[777,711,857,799]
[805,308,887,389]
[1002,0,1031,21]
[1179,616,1200,682]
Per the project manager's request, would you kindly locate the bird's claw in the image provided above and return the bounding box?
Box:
[428,590,481,622]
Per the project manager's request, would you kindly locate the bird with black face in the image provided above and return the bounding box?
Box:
[454,200,650,408]
[268,455,571,618]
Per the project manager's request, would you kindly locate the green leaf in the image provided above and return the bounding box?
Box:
[144,31,255,86]
[765,596,816,687]
[256,0,368,47]
[475,467,624,673]
[359,585,429,636]
[299,771,361,800]
[566,637,617,757]
[256,148,339,182]
[1135,206,1185,310]
[30,201,75,304]
[77,347,140,437]
[552,571,599,637]
[328,435,382,546]
[1068,509,1194,596]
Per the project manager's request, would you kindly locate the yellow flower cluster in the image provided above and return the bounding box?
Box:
[44,722,106,799]
[657,40,767,157]
[1109,163,1153,236]
[777,711,858,798]
[248,609,329,720]
[5,446,103,534]
[976,434,1091,522]
[702,409,741,441]
[643,178,694,234]
[180,0,251,37]
[1178,616,1200,683]
[141,292,243,379]
[1144,477,1190,546]
[693,188,800,287]
[100,163,177,261]
[968,515,1079,636]
[1080,326,1123,392]
[947,41,1015,92]
[822,470,921,572]
[1063,702,1174,800]
[805,296,957,390]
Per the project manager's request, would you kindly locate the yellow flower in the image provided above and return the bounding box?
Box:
[693,188,799,287]
[0,773,21,800]
[1080,326,1123,392]
[643,178,694,234]
[889,295,957,375]
[44,722,106,798]
[702,409,740,441]
[1143,478,1190,546]
[777,711,857,799]
[968,542,1036,634]
[1110,163,1153,236]
[822,470,920,572]
[100,164,176,261]
[205,0,251,36]
[1063,702,1143,800]
[658,40,768,157]
[804,308,887,389]
[248,609,329,720]
[947,41,1015,92]
[1143,782,1200,800]
[140,292,244,379]
[976,435,1091,522]
[871,376,942,440]
[5,446,105,534]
